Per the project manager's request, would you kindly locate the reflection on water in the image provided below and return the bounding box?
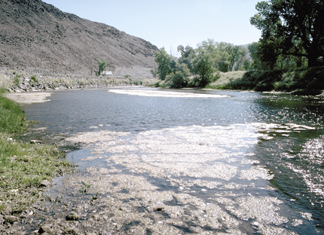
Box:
[22,88,324,234]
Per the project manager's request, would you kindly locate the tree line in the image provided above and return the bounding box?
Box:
[153,40,250,88]
[249,0,323,70]
[154,0,324,91]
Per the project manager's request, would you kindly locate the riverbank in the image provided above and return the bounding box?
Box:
[151,67,324,96]
[0,89,73,233]
[209,67,324,95]
[1,87,323,233]
[0,69,158,93]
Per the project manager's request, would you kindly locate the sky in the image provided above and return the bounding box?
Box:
[43,0,261,56]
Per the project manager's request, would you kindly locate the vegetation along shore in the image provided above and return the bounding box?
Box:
[152,40,324,95]
[0,87,73,230]
[152,0,324,95]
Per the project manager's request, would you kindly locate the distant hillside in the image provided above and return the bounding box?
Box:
[0,0,158,77]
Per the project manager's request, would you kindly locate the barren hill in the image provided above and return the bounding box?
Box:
[0,0,158,77]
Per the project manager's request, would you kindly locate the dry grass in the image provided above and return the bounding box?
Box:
[209,71,246,88]
[0,74,13,88]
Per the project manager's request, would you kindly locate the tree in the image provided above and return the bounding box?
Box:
[227,46,249,71]
[251,0,324,68]
[155,48,174,80]
[197,39,248,72]
[96,60,107,76]
[177,45,196,72]
[166,62,191,88]
[248,42,268,70]
[192,50,219,87]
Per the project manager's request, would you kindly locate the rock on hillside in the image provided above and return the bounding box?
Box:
[0,0,158,77]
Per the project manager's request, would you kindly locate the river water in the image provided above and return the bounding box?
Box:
[22,87,324,234]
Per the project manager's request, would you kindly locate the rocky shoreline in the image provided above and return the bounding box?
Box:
[9,75,156,93]
[0,71,158,235]
[0,134,74,235]
[0,70,157,94]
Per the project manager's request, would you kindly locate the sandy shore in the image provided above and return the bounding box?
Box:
[4,92,52,104]
[108,89,230,98]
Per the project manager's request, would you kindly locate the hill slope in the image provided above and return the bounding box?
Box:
[0,0,158,77]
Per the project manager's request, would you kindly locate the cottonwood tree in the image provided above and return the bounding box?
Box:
[198,39,248,72]
[251,0,324,68]
[192,50,219,87]
[154,48,175,80]
[177,45,196,72]
[166,62,191,88]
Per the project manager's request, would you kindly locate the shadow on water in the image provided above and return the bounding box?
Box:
[249,94,324,231]
[253,129,324,230]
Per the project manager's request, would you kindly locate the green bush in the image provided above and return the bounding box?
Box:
[167,72,189,88]
[30,75,38,82]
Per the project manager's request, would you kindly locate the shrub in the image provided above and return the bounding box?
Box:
[293,66,324,91]
[30,75,38,82]
[167,72,189,88]
[13,74,21,86]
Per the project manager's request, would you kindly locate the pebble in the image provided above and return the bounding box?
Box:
[92,214,101,221]
[4,215,18,224]
[252,221,259,226]
[66,212,79,221]
[40,180,51,187]
[39,223,53,233]
[30,140,42,144]
[67,228,81,234]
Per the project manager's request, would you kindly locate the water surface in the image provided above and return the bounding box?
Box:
[23,88,324,234]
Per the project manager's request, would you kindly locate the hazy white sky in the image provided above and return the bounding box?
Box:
[43,0,261,55]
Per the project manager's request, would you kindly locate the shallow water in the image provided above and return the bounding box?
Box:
[22,88,324,234]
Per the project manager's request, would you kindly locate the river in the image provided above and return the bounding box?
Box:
[21,87,324,234]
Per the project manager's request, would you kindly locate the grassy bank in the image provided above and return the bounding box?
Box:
[0,89,73,214]
[206,71,246,89]
[150,67,324,96]
[217,67,324,95]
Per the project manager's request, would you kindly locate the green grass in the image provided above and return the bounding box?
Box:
[0,91,27,134]
[0,91,73,214]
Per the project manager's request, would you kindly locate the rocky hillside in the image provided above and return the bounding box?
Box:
[0,0,158,77]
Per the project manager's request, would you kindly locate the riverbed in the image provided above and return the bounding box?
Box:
[17,88,324,234]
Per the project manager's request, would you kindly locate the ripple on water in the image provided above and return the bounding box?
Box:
[54,123,322,234]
